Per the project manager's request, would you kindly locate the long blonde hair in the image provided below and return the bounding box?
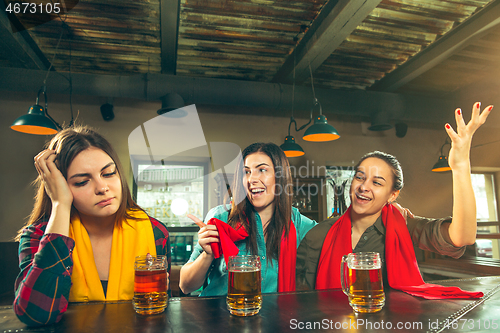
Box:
[16,126,141,240]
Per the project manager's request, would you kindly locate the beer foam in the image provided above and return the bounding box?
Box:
[228,267,260,272]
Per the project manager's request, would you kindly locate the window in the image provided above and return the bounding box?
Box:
[133,161,208,265]
[135,163,207,228]
[325,167,355,218]
[471,173,499,259]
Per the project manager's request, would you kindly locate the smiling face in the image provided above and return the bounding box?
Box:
[66,147,122,220]
[243,152,276,215]
[350,157,399,222]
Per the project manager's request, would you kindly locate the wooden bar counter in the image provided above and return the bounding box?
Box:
[2,276,499,332]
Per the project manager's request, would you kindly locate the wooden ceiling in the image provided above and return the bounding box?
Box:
[1,0,500,104]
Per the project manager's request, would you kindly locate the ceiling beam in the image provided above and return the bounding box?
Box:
[160,0,180,74]
[0,7,50,70]
[272,0,382,84]
[0,67,456,127]
[370,0,500,92]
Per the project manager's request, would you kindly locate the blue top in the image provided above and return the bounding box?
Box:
[188,205,317,296]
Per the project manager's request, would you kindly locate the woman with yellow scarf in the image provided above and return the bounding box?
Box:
[13,126,170,326]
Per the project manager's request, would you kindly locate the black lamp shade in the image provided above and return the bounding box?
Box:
[368,112,393,131]
[432,156,451,172]
[368,123,393,131]
[100,103,115,121]
[11,105,59,135]
[280,136,305,157]
[303,115,340,142]
[157,93,187,117]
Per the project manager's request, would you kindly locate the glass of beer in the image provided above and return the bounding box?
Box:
[226,255,262,316]
[133,254,168,315]
[340,252,384,313]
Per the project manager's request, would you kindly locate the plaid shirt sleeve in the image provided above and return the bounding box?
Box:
[13,217,169,326]
[13,221,75,327]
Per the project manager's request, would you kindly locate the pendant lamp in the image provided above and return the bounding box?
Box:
[432,138,451,172]
[10,25,74,135]
[157,92,187,118]
[280,56,305,157]
[302,65,340,142]
[303,99,340,142]
[280,116,305,157]
[11,87,61,135]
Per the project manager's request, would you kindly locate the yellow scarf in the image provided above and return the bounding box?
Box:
[68,209,156,302]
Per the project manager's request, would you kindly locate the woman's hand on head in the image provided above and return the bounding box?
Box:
[446,102,492,171]
[187,214,219,256]
[34,149,73,208]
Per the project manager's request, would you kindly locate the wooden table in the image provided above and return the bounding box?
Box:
[2,276,499,332]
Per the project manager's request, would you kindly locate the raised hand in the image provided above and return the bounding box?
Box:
[34,149,73,208]
[444,102,492,247]
[187,214,219,255]
[445,102,493,171]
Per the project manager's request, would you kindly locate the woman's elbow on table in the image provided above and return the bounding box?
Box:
[13,296,67,327]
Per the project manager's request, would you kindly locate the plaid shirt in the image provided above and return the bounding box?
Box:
[13,216,170,327]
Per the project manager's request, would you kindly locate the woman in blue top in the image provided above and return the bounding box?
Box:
[179,142,317,296]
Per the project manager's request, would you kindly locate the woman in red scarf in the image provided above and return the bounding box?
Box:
[180,143,317,296]
[296,102,491,299]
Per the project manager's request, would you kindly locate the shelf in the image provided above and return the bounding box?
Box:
[292,177,324,222]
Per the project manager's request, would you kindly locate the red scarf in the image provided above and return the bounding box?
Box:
[315,205,483,299]
[207,218,297,292]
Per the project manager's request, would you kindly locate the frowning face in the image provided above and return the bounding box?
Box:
[66,147,122,219]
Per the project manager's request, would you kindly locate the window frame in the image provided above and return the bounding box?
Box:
[131,158,209,233]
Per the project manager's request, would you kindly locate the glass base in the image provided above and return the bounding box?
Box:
[348,293,385,313]
[134,306,167,315]
[227,305,260,316]
[133,296,168,316]
[350,300,384,313]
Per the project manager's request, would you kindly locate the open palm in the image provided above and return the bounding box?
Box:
[445,102,492,171]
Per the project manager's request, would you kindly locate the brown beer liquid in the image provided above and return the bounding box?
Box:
[227,269,262,316]
[347,268,384,313]
[133,269,168,315]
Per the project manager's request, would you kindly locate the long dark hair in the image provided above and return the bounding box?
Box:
[16,125,142,240]
[354,151,404,191]
[227,142,293,262]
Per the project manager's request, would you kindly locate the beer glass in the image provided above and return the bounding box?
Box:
[133,254,168,315]
[341,252,385,313]
[226,255,262,316]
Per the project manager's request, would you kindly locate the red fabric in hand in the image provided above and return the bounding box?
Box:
[207,218,248,266]
[206,217,297,292]
[315,205,483,299]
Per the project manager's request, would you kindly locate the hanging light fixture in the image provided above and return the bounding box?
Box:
[157,92,187,117]
[280,119,305,157]
[432,138,451,172]
[10,24,74,135]
[302,64,340,142]
[11,86,61,135]
[280,53,305,157]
